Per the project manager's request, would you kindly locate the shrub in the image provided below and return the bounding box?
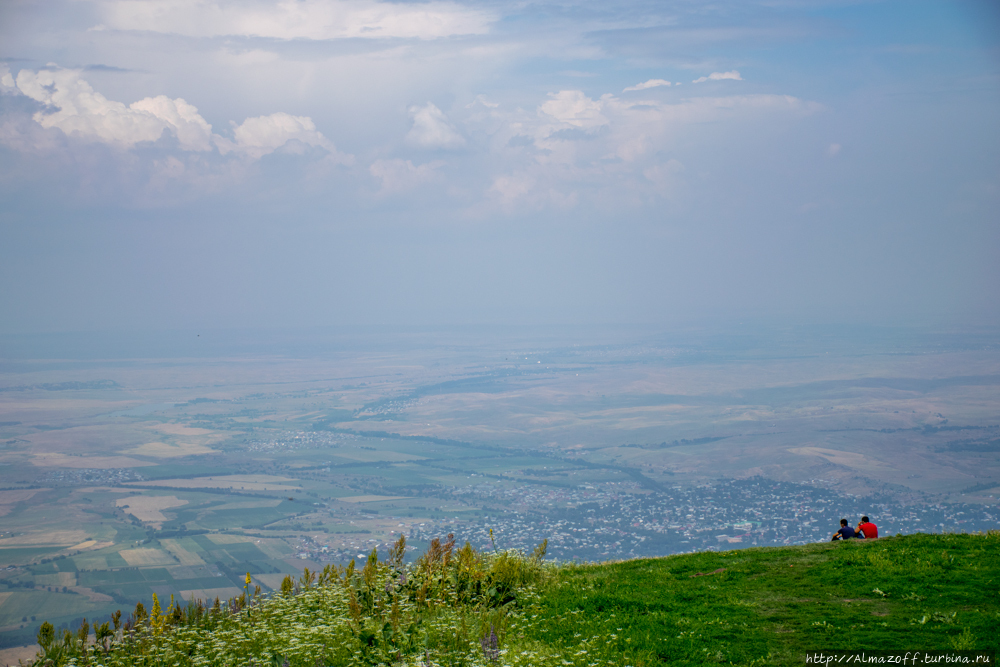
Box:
[30,534,550,667]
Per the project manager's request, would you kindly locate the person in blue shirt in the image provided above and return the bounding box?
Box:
[831,518,863,541]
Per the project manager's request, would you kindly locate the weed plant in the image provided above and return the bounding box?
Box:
[29,535,554,666]
[27,531,1000,666]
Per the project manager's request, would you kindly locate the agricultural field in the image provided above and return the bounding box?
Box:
[0,327,998,653]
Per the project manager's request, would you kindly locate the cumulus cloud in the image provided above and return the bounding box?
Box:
[2,65,347,162]
[217,112,340,159]
[405,103,465,150]
[623,79,671,92]
[480,90,819,210]
[13,67,213,150]
[0,65,16,93]
[692,70,743,84]
[95,0,495,40]
[539,90,608,128]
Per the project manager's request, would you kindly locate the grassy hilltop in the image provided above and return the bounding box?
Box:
[26,531,999,666]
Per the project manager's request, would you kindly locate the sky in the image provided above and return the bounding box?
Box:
[0,0,998,335]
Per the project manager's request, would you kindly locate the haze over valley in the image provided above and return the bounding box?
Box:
[0,326,997,650]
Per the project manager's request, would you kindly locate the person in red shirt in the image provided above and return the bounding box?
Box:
[856,516,878,539]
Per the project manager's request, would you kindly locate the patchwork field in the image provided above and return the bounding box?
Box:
[0,327,997,655]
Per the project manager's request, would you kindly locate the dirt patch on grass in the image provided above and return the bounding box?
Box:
[127,475,300,491]
[206,534,252,545]
[116,495,188,527]
[0,489,46,504]
[31,453,154,468]
[124,441,219,458]
[147,424,219,437]
[787,446,875,469]
[0,529,88,547]
[69,586,113,602]
[339,495,410,503]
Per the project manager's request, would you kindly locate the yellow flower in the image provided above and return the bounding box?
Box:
[245,572,252,586]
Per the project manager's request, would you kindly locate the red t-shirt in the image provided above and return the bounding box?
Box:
[858,522,878,539]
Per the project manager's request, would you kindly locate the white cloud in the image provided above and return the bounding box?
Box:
[217,112,338,159]
[692,70,743,84]
[130,95,214,151]
[483,91,817,211]
[405,103,465,149]
[466,95,499,109]
[623,79,671,92]
[3,66,347,162]
[95,0,495,40]
[14,67,214,150]
[539,90,608,128]
[0,64,16,93]
[370,158,442,194]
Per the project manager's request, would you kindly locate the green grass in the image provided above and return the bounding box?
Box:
[0,591,93,628]
[0,547,66,566]
[78,570,147,586]
[103,552,129,568]
[73,554,108,570]
[27,532,1000,666]
[534,533,1000,665]
[139,568,174,583]
[217,543,269,560]
[54,558,78,572]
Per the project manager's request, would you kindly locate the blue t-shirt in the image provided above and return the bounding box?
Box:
[837,526,860,539]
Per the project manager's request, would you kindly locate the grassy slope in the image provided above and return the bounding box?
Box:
[532,533,999,665]
[26,532,999,666]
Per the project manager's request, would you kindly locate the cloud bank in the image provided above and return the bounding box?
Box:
[1,0,995,332]
[2,66,347,161]
[0,61,818,211]
[94,0,496,40]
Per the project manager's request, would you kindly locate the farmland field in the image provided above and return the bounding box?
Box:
[0,326,998,652]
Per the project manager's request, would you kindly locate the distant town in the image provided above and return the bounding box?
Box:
[291,477,1000,564]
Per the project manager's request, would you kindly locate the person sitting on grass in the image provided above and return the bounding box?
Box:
[856,515,878,539]
[831,518,862,541]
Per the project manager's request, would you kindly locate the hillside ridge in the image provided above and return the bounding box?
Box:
[23,531,1000,666]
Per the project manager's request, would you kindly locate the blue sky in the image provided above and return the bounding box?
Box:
[0,0,997,333]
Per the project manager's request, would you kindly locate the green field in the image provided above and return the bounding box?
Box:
[25,532,1000,666]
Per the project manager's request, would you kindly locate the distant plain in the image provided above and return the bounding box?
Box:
[0,326,997,650]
